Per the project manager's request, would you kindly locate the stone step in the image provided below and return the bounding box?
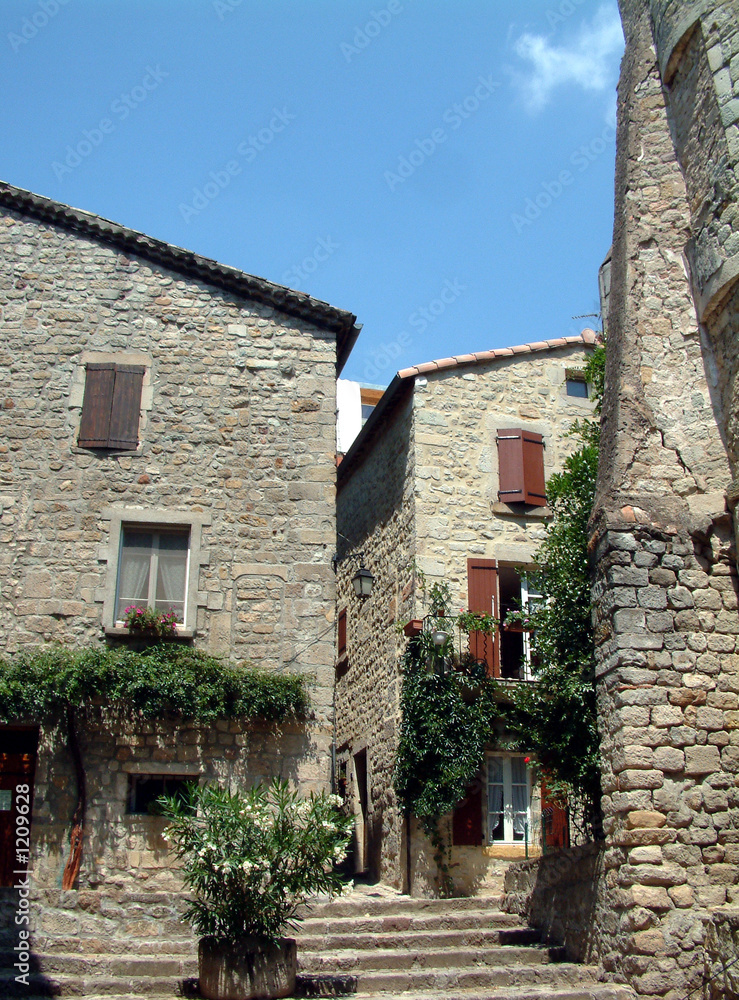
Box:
[298,945,558,974]
[295,909,521,936]
[4,937,197,957]
[341,989,635,1000]
[303,964,611,995]
[7,951,198,979]
[0,971,198,997]
[299,896,504,919]
[295,926,542,952]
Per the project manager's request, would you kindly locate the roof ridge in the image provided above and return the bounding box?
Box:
[396,330,597,379]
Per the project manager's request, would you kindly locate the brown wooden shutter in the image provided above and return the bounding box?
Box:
[521,430,546,505]
[497,428,546,507]
[78,364,116,447]
[338,608,347,658]
[107,365,144,450]
[467,559,498,677]
[452,776,483,846]
[78,364,143,449]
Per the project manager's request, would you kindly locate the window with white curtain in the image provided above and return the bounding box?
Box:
[115,527,190,624]
[486,754,531,843]
[101,507,211,637]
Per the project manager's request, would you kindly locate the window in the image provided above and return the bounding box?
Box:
[487,755,530,843]
[116,527,190,623]
[360,387,383,427]
[128,774,196,815]
[100,507,211,636]
[337,607,347,658]
[566,378,588,398]
[467,560,540,680]
[496,428,546,506]
[78,363,144,450]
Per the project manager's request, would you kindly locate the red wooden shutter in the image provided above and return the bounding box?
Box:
[521,431,546,505]
[467,559,498,677]
[541,777,570,849]
[78,364,116,447]
[452,776,483,846]
[338,608,347,658]
[108,365,144,450]
[497,428,546,507]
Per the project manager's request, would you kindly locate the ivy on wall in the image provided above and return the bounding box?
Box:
[0,644,309,723]
[393,638,500,893]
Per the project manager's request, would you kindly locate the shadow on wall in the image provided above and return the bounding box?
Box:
[502,842,606,963]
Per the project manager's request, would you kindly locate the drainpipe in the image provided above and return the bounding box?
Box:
[405,810,412,896]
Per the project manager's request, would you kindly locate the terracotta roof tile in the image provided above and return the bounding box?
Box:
[395,331,595,381]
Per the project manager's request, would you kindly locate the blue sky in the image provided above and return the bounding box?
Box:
[1,0,623,384]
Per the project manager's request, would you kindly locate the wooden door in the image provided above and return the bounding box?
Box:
[0,729,38,888]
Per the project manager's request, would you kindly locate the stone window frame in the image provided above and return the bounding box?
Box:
[69,351,154,456]
[98,506,212,638]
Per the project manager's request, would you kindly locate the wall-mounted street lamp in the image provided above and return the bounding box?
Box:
[351,555,374,599]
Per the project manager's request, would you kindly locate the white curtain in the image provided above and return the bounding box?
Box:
[116,531,152,618]
[511,757,529,836]
[155,534,188,620]
[487,759,504,839]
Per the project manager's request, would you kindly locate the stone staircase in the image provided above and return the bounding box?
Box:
[295,891,636,1000]
[0,886,636,999]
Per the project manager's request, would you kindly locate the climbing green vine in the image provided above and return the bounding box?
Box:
[0,644,309,723]
[393,579,500,893]
[504,344,605,838]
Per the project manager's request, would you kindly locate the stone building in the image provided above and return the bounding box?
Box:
[572,0,739,996]
[335,331,597,894]
[0,180,359,891]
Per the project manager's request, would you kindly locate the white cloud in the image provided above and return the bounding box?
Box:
[512,4,624,114]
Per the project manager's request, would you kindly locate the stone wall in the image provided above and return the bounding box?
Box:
[30,711,316,891]
[591,4,739,995]
[335,385,416,886]
[704,907,739,999]
[503,843,607,963]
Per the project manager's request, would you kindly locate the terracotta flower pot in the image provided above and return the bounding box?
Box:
[198,936,297,1000]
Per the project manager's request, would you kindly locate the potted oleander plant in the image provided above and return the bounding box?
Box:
[160,780,352,1000]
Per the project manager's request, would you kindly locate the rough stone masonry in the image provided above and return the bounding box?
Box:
[591,1,739,997]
